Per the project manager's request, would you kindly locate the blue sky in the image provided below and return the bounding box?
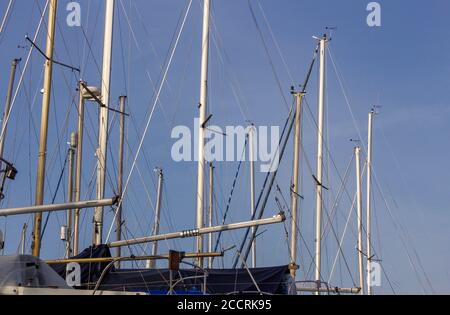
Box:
[0,0,449,294]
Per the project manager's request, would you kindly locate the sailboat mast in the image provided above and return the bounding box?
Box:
[208,163,214,269]
[73,81,86,256]
[147,168,163,269]
[249,125,256,268]
[314,34,327,291]
[290,91,304,278]
[31,0,58,257]
[94,0,115,245]
[366,110,374,295]
[0,58,20,161]
[195,0,210,268]
[20,223,27,255]
[116,95,126,260]
[355,146,365,295]
[65,132,77,258]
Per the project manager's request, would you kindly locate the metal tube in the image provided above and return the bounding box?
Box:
[45,252,223,265]
[208,163,214,269]
[32,0,58,257]
[65,132,77,258]
[94,0,115,245]
[296,284,361,295]
[116,96,126,261]
[290,92,304,278]
[0,58,20,160]
[1,198,117,217]
[148,169,163,269]
[249,125,256,268]
[109,213,285,248]
[355,147,365,295]
[73,81,85,256]
[195,0,210,268]
[366,111,374,295]
[20,223,27,255]
[314,35,327,291]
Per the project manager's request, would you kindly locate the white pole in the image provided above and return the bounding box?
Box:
[65,132,77,258]
[73,81,85,255]
[208,163,214,269]
[249,125,257,268]
[0,198,118,217]
[20,223,27,255]
[290,91,304,278]
[109,213,286,248]
[195,0,210,268]
[366,110,374,295]
[147,169,163,269]
[94,0,115,245]
[355,146,365,295]
[314,35,327,292]
[116,95,126,262]
[0,59,20,160]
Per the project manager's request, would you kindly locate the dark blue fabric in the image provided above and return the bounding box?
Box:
[51,244,113,287]
[96,266,290,295]
[51,245,290,294]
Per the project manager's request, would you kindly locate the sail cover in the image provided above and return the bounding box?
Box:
[51,245,290,295]
[0,255,70,289]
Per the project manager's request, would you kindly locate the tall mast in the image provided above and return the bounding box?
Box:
[208,163,214,269]
[116,95,126,260]
[0,58,20,161]
[366,110,374,295]
[289,90,304,279]
[94,0,115,245]
[355,146,365,295]
[314,34,327,291]
[65,132,77,258]
[20,223,27,255]
[249,125,257,268]
[31,0,58,257]
[73,81,86,256]
[195,0,210,268]
[147,168,163,269]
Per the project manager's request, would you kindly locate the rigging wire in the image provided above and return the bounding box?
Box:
[0,0,49,148]
[105,0,193,243]
[247,0,289,111]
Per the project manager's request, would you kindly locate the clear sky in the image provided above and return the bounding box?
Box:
[0,0,449,294]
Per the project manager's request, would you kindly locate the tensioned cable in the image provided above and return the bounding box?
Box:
[0,0,49,148]
[327,46,432,292]
[211,138,248,259]
[328,47,414,296]
[255,0,295,86]
[105,0,193,243]
[247,0,289,111]
[0,0,15,43]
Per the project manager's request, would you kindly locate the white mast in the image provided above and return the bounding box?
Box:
[65,132,77,258]
[116,95,126,262]
[208,163,214,269]
[355,146,365,295]
[366,110,374,295]
[249,124,257,268]
[94,0,115,245]
[73,81,85,255]
[31,0,58,257]
[290,91,304,278]
[314,34,327,292]
[195,0,210,268]
[147,168,163,269]
[0,58,20,161]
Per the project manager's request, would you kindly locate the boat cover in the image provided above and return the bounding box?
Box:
[0,255,70,289]
[51,245,291,295]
